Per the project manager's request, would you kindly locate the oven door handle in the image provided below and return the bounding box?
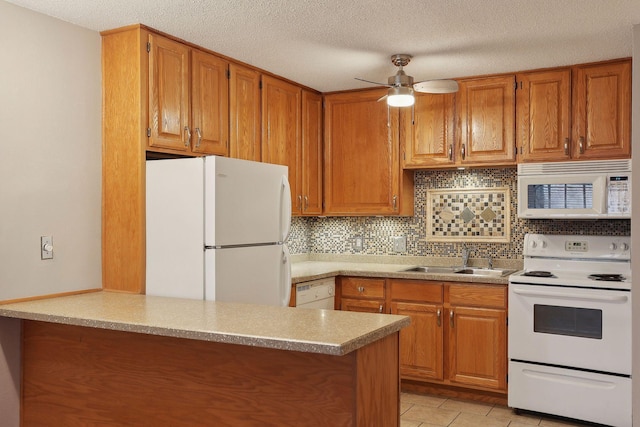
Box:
[512,288,629,303]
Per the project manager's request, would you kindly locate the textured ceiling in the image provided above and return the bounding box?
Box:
[5,0,640,92]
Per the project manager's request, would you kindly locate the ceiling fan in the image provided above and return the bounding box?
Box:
[355,54,459,107]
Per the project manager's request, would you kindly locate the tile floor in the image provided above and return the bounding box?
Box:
[400,392,597,427]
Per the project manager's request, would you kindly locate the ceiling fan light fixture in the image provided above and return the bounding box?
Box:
[387,86,414,107]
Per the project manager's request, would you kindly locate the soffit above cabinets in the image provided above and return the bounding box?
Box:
[4,0,640,92]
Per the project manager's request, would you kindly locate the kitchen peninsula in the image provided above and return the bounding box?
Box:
[0,292,409,426]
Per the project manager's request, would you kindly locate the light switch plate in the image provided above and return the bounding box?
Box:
[41,236,53,260]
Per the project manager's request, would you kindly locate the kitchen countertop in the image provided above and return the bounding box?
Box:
[0,291,409,356]
[292,259,519,285]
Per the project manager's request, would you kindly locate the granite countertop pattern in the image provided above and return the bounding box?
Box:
[291,259,520,285]
[0,291,409,356]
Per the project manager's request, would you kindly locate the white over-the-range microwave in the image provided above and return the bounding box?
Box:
[517,159,631,219]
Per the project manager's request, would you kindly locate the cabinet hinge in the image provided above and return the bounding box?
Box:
[147,42,151,53]
[147,128,151,137]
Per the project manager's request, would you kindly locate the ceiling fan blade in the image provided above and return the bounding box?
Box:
[413,79,459,94]
[354,77,392,87]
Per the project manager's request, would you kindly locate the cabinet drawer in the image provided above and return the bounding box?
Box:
[448,284,506,309]
[341,277,385,299]
[389,280,443,303]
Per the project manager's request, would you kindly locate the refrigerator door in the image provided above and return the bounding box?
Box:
[205,244,291,306]
[204,156,291,247]
[146,158,205,299]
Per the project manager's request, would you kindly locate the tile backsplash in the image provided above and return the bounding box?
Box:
[287,167,630,260]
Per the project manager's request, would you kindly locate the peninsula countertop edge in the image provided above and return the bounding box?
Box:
[0,291,409,356]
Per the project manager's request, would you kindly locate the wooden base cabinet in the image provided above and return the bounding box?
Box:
[339,277,386,313]
[389,279,507,394]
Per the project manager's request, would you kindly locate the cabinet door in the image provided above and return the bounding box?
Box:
[229,63,261,161]
[448,306,507,391]
[191,50,229,155]
[402,92,456,168]
[457,75,516,165]
[148,34,190,152]
[341,298,384,313]
[324,89,401,215]
[517,69,571,162]
[301,90,323,215]
[391,302,443,381]
[572,60,631,160]
[261,76,301,215]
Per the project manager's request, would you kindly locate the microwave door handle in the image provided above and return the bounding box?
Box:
[512,288,629,304]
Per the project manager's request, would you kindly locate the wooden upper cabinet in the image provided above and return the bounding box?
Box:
[148,34,230,156]
[261,76,301,215]
[457,75,516,166]
[229,63,261,161]
[191,50,229,156]
[300,90,323,215]
[324,89,413,216]
[148,34,190,152]
[572,59,631,160]
[516,68,571,162]
[402,92,456,168]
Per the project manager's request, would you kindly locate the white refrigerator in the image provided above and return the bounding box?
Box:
[146,156,292,306]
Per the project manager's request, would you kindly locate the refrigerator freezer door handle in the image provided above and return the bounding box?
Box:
[281,245,292,307]
[280,175,292,242]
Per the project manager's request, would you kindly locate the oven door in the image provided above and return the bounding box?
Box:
[508,283,631,374]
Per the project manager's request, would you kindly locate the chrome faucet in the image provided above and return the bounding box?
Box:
[461,243,472,268]
[487,255,493,270]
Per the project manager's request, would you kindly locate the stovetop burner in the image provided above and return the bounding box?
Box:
[588,274,626,282]
[522,271,556,278]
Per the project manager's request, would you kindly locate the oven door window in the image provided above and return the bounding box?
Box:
[533,304,602,339]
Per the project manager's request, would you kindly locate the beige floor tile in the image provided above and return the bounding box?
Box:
[440,398,493,416]
[402,404,460,426]
[449,412,509,427]
[539,418,590,426]
[400,419,423,427]
[509,422,542,427]
[487,406,541,425]
[401,392,448,407]
[400,401,414,415]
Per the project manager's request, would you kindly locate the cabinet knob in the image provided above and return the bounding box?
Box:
[450,310,454,328]
[564,138,569,155]
[304,196,309,210]
[437,309,441,327]
[579,136,585,154]
[357,286,364,293]
[448,144,453,161]
[461,144,466,160]
[378,304,383,313]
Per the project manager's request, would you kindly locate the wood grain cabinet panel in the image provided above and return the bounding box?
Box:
[191,49,229,156]
[457,75,516,166]
[340,277,386,313]
[300,90,323,215]
[402,92,456,168]
[148,33,191,152]
[229,63,262,161]
[516,68,572,162]
[572,59,631,160]
[324,89,413,215]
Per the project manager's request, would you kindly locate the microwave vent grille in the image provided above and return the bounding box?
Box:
[518,159,631,176]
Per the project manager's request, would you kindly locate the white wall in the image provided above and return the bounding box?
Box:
[633,23,640,427]
[0,1,102,301]
[0,2,102,425]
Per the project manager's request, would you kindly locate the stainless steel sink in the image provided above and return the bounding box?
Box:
[455,268,515,277]
[403,266,459,274]
[403,266,515,277]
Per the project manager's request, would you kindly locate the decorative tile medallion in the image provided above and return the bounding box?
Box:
[426,187,511,242]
